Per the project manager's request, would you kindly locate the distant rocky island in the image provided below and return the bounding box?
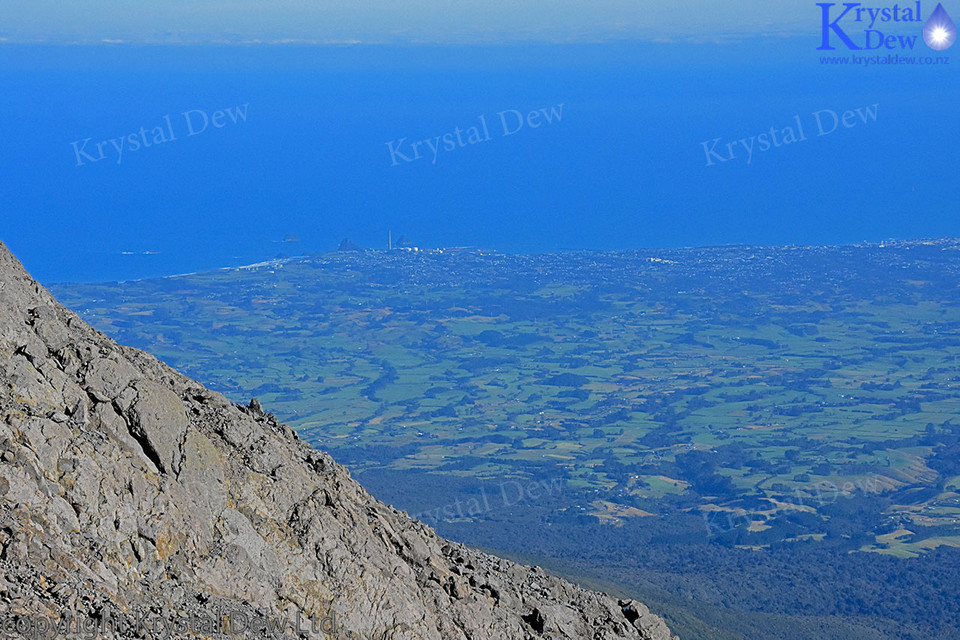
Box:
[0,240,675,639]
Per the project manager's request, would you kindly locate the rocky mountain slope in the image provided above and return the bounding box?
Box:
[0,241,676,639]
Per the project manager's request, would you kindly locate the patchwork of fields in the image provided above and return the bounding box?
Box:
[53,239,960,638]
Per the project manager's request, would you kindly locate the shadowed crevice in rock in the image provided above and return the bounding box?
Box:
[522,608,546,634]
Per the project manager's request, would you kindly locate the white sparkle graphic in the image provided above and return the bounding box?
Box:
[931,26,949,45]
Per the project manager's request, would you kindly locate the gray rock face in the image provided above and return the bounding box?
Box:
[0,241,678,640]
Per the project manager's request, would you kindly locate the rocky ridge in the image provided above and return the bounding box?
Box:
[0,241,677,640]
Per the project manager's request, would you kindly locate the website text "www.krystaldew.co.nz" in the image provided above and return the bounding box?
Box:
[820,52,949,64]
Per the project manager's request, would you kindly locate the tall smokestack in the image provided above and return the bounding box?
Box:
[388,230,392,250]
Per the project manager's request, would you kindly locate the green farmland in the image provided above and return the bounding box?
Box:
[52,239,960,639]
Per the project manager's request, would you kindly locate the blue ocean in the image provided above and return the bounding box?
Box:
[1,39,957,283]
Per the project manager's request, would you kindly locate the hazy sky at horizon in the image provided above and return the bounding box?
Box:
[0,0,812,44]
